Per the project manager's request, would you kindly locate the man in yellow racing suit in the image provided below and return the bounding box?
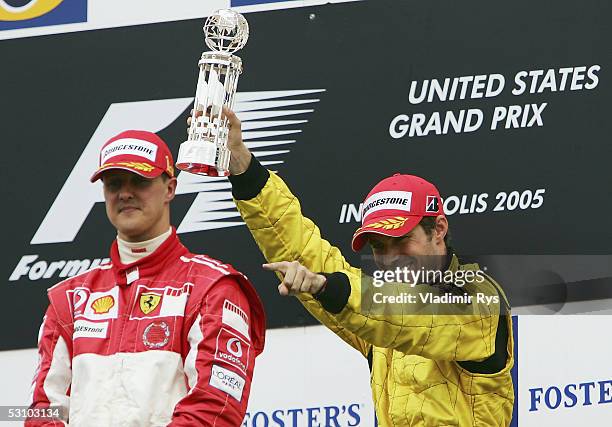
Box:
[191,108,515,426]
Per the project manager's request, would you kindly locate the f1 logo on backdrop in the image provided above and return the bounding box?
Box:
[31,89,325,245]
[0,0,87,31]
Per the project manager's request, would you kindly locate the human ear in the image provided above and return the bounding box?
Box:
[165,177,177,202]
[435,215,448,244]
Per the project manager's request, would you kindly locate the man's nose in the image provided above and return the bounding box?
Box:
[118,183,135,200]
[376,248,401,269]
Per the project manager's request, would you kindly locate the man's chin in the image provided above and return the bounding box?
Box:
[115,223,147,241]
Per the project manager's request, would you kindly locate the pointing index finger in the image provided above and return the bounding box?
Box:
[262,262,290,275]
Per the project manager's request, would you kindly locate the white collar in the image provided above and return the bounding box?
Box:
[116,227,172,264]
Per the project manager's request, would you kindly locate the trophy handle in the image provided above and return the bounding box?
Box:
[177,52,242,177]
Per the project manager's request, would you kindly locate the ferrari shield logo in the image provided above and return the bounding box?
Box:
[139,293,161,315]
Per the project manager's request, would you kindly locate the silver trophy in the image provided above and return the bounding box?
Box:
[177,9,249,176]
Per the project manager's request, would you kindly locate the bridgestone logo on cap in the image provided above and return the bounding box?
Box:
[361,191,412,220]
[101,138,158,164]
[426,195,439,213]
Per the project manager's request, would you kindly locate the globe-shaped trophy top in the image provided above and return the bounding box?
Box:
[203,9,249,54]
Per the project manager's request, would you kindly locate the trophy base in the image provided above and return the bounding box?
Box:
[176,140,230,177]
[175,161,229,177]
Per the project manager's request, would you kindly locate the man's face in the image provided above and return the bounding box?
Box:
[102,170,176,242]
[367,216,448,271]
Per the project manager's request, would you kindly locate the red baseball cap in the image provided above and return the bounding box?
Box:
[90,130,175,182]
[351,174,445,252]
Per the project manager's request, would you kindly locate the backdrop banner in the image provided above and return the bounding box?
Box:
[2,0,610,348]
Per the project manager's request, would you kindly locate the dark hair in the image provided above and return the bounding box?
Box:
[419,216,451,246]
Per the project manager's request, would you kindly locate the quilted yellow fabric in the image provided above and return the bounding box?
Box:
[234,171,514,426]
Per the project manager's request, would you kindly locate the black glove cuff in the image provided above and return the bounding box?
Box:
[314,272,351,314]
[229,154,270,200]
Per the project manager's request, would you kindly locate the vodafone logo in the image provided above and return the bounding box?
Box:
[227,337,243,357]
[215,327,250,374]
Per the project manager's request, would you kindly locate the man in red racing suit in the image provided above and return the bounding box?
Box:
[27,130,265,426]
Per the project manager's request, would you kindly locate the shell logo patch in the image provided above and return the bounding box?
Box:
[91,295,115,314]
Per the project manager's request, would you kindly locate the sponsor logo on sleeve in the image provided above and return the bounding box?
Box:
[361,191,412,219]
[209,364,245,402]
[222,299,250,339]
[73,319,108,339]
[215,327,250,374]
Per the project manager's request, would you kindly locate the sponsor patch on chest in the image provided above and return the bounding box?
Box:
[67,287,119,321]
[73,319,109,339]
[130,283,193,320]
